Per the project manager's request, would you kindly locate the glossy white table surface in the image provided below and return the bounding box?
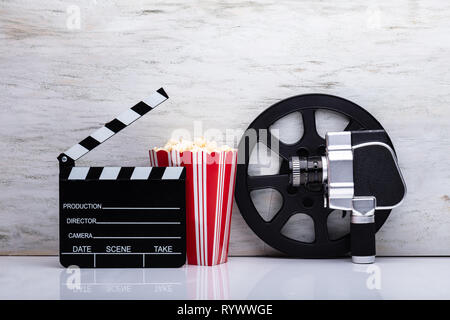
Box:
[0,256,449,300]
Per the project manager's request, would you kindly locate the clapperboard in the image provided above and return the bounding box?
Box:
[58,88,186,268]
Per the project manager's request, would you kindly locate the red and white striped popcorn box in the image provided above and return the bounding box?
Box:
[149,149,238,266]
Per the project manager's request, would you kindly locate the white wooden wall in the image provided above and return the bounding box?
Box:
[0,0,449,255]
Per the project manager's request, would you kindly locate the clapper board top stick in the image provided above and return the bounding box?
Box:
[57,88,186,268]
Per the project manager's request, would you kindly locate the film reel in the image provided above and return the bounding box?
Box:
[235,94,395,257]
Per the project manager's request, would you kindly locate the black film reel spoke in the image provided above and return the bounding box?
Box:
[247,174,288,192]
[270,206,296,232]
[299,109,319,141]
[256,130,293,161]
[344,119,363,132]
[312,206,330,244]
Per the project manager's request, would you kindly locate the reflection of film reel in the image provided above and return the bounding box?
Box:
[247,262,382,299]
[235,94,395,258]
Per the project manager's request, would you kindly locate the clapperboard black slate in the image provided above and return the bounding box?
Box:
[58,88,186,268]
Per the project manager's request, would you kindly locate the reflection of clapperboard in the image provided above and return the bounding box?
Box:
[60,268,187,299]
[58,88,186,268]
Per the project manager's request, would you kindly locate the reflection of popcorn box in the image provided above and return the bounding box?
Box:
[150,149,237,266]
[186,263,230,299]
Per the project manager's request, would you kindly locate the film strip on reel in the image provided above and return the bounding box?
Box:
[58,88,186,268]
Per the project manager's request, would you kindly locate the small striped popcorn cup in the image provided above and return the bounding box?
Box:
[150,147,237,266]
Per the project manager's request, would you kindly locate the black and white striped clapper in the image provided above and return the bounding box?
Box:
[58,88,186,268]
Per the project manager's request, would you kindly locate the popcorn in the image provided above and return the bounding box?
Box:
[154,137,234,153]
